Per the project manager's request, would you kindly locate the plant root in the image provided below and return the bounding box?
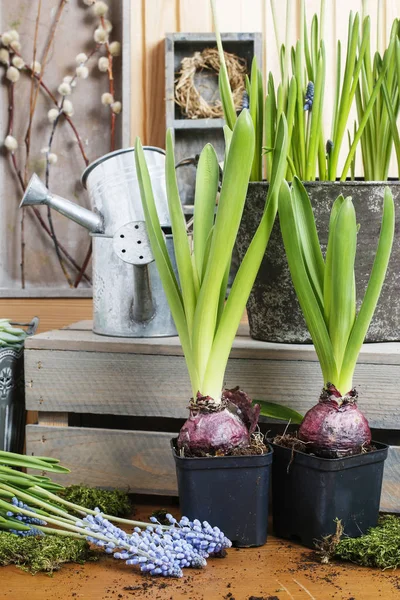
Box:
[314,519,344,564]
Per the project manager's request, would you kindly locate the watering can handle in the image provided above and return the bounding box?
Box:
[10,317,39,336]
[175,155,223,184]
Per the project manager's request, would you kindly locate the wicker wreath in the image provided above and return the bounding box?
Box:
[174,47,247,119]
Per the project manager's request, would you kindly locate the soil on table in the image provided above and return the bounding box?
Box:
[3,499,400,600]
[272,432,377,459]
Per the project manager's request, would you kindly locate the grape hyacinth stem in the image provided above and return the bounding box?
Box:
[0,488,232,579]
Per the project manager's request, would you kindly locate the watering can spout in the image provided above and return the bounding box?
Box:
[20,173,104,234]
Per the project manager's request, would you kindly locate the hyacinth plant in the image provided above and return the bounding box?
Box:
[211,0,397,182]
[356,14,400,179]
[134,109,303,455]
[0,451,231,578]
[278,178,395,456]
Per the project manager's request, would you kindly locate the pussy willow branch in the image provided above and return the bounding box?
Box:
[43,48,99,287]
[7,82,25,288]
[24,0,42,186]
[23,0,69,286]
[8,161,92,285]
[22,0,79,287]
[13,48,90,166]
[13,53,92,283]
[24,0,68,185]
[100,16,116,152]
[5,53,92,286]
[45,111,74,287]
[6,78,90,284]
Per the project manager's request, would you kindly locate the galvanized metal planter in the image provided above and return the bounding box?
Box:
[0,318,39,453]
[237,181,400,343]
[0,347,24,453]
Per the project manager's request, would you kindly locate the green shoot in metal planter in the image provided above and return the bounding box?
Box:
[278,178,395,457]
[135,110,290,455]
[212,0,397,182]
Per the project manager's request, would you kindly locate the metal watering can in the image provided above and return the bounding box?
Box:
[20,148,177,338]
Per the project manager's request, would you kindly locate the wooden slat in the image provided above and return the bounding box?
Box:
[178,0,211,31]
[26,426,177,495]
[24,325,400,364]
[4,512,400,600]
[0,299,92,334]
[38,412,68,426]
[62,316,249,333]
[25,424,400,511]
[381,445,400,513]
[62,320,93,331]
[130,0,146,142]
[25,348,400,428]
[144,0,178,148]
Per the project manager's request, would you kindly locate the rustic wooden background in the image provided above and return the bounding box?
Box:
[131,0,400,156]
[0,0,125,296]
[5,0,400,324]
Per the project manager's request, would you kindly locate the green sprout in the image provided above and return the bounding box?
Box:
[134,110,288,403]
[211,0,400,183]
[279,178,395,394]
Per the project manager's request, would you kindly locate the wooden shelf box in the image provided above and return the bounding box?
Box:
[165,32,262,205]
[25,321,400,511]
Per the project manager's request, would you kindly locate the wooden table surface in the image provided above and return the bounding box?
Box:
[1,501,399,600]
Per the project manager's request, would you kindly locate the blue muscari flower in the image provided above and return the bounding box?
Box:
[163,514,232,555]
[9,527,44,537]
[326,139,334,155]
[7,497,47,529]
[304,81,314,111]
[242,91,249,111]
[77,509,231,579]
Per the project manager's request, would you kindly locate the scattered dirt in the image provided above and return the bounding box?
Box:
[2,501,400,600]
[248,596,280,600]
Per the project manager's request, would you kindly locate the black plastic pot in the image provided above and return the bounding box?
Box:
[270,441,389,549]
[237,180,400,343]
[171,439,273,547]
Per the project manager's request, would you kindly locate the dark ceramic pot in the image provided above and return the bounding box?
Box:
[237,180,400,343]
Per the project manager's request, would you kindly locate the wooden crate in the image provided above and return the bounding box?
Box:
[25,321,400,510]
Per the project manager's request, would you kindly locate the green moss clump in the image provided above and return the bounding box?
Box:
[60,485,132,517]
[334,516,400,569]
[0,533,97,574]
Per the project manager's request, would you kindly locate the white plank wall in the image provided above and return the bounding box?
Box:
[130,0,400,175]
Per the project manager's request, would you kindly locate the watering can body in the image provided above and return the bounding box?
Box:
[21,148,177,338]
